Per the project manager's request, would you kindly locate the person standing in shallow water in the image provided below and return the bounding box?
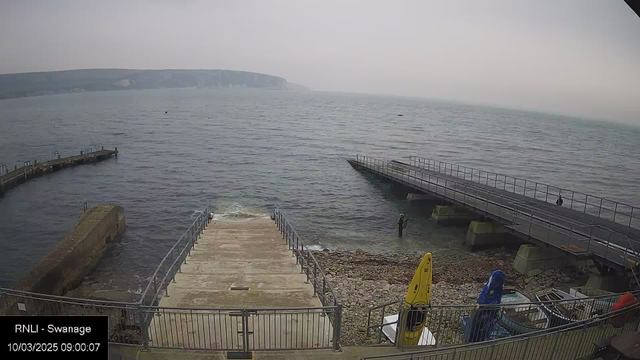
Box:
[398,213,407,237]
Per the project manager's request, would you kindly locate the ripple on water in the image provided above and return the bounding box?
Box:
[0,89,638,292]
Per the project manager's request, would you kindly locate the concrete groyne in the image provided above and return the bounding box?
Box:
[14,205,126,295]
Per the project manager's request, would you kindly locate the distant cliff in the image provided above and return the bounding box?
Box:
[0,69,307,100]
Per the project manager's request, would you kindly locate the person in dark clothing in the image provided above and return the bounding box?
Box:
[556,195,563,206]
[398,213,407,237]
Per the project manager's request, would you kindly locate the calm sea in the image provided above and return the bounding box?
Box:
[1,89,639,293]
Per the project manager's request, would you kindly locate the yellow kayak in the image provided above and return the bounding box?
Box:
[401,252,432,345]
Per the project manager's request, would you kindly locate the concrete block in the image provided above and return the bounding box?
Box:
[516,244,565,262]
[513,244,576,275]
[464,221,526,250]
[585,274,627,293]
[431,205,481,225]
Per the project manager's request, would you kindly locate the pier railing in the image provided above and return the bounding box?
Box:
[353,155,640,270]
[1,147,118,196]
[366,290,632,348]
[0,288,143,346]
[363,301,640,360]
[407,155,640,230]
[139,205,211,306]
[273,205,340,308]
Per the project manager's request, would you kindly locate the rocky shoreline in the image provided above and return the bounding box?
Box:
[313,248,590,346]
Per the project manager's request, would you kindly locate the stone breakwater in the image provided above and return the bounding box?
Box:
[313,248,589,346]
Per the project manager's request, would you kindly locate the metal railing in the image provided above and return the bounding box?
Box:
[1,147,114,183]
[367,291,633,348]
[408,155,640,230]
[272,205,340,308]
[0,288,143,345]
[354,155,640,269]
[0,287,341,351]
[0,205,342,352]
[143,305,339,351]
[139,205,211,306]
[363,301,640,360]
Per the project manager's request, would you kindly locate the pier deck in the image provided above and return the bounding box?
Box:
[349,155,640,271]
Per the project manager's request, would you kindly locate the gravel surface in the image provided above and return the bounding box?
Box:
[313,248,590,346]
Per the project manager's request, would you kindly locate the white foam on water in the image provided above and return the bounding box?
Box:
[211,203,270,222]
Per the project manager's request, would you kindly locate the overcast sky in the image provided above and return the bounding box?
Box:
[1,0,639,123]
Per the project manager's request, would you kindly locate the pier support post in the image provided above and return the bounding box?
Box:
[464,221,522,250]
[584,273,627,293]
[513,244,585,275]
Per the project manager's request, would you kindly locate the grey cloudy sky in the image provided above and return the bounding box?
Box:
[1,0,639,123]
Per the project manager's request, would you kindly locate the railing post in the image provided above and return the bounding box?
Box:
[333,305,342,350]
[434,308,444,348]
[152,278,158,300]
[242,309,250,352]
[598,198,603,217]
[396,307,405,349]
[313,261,317,297]
[614,203,619,223]
[300,244,305,274]
[584,195,588,213]
[322,277,326,304]
[587,226,594,254]
[306,249,310,282]
[138,305,150,350]
[545,185,549,202]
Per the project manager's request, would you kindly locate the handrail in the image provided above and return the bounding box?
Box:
[140,304,339,311]
[408,155,640,229]
[1,148,114,181]
[139,204,211,305]
[0,287,139,307]
[354,155,639,268]
[367,290,637,314]
[365,289,637,341]
[363,301,640,359]
[272,205,340,307]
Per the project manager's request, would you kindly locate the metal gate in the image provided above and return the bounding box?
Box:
[143,306,340,351]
